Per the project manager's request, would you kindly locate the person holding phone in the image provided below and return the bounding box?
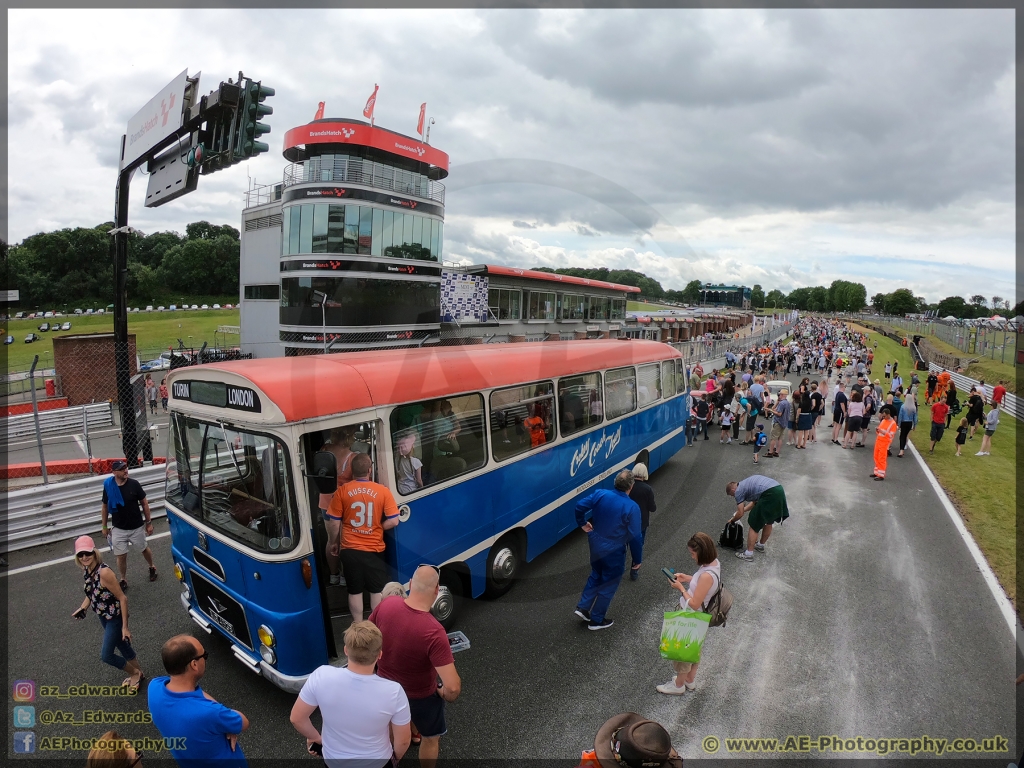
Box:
[657,533,720,695]
[71,535,144,689]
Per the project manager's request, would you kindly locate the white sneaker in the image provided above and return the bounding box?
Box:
[684,680,697,691]
[754,543,765,552]
[656,679,688,695]
[736,551,753,562]
[975,451,986,456]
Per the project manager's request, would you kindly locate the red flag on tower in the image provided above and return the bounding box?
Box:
[417,103,426,138]
[363,85,379,124]
[314,102,325,121]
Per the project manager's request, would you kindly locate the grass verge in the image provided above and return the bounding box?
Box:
[849,323,1016,609]
[876,323,1017,392]
[4,309,240,371]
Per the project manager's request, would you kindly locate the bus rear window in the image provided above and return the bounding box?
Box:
[390,394,487,495]
[166,415,299,553]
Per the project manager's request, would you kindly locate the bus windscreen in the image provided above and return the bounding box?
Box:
[166,414,299,553]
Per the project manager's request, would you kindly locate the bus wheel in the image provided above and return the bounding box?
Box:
[431,570,465,630]
[485,536,521,598]
[634,449,650,472]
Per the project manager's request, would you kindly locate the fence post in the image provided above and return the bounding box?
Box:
[29,355,48,485]
[83,406,93,475]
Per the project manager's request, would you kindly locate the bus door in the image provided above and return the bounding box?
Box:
[167,415,326,679]
[301,419,381,655]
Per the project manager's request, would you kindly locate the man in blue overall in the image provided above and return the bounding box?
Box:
[573,470,643,631]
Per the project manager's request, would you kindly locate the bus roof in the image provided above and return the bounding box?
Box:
[187,340,680,423]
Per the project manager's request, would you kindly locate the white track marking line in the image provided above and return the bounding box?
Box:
[0,532,171,577]
[908,441,1020,648]
[73,434,87,456]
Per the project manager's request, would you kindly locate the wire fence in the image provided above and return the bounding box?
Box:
[856,314,1020,366]
[4,322,781,487]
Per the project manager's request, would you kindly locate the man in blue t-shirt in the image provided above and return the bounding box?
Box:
[149,635,250,767]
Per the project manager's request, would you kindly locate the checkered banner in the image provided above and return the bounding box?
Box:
[441,272,489,323]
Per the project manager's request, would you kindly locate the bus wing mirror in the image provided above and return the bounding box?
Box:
[310,451,337,495]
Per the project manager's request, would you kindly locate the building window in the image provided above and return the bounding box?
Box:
[280,276,440,327]
[488,288,521,321]
[560,293,588,321]
[589,296,611,320]
[611,299,626,320]
[490,381,556,462]
[282,203,442,261]
[526,291,556,321]
[244,284,280,300]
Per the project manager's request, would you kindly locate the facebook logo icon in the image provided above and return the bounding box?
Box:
[14,731,36,753]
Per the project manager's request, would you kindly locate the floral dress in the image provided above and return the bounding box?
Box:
[84,563,120,620]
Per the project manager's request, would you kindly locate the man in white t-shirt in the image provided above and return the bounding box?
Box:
[290,621,411,768]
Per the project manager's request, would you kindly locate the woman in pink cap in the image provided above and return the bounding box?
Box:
[71,535,144,689]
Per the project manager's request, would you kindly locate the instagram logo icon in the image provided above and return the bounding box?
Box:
[12,680,35,702]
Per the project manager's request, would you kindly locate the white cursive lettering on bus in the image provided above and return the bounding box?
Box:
[569,425,622,477]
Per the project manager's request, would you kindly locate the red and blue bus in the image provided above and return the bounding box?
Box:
[164,340,688,691]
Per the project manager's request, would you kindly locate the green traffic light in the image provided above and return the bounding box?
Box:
[258,85,275,99]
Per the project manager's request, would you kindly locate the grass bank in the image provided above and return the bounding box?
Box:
[4,309,240,371]
[874,323,1017,392]
[849,322,1016,608]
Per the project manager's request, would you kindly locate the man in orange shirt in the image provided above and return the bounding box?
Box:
[327,453,401,621]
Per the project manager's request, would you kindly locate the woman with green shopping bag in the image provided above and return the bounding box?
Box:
[657,533,720,696]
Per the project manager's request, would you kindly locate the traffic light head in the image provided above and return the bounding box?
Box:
[235,79,274,160]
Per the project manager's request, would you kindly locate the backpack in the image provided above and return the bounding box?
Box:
[704,574,734,628]
[719,521,744,550]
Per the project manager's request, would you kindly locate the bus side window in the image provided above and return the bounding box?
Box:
[661,360,676,398]
[638,363,662,407]
[390,395,486,495]
[558,372,603,438]
[675,358,686,394]
[605,367,637,419]
[490,381,555,462]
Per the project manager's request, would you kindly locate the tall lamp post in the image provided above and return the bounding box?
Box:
[312,290,328,354]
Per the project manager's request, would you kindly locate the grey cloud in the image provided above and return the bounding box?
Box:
[512,220,537,228]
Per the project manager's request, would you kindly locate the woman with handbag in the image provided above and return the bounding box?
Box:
[657,533,720,696]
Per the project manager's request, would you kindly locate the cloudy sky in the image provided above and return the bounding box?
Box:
[7,9,1016,304]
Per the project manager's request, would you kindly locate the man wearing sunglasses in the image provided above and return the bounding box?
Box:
[148,635,250,767]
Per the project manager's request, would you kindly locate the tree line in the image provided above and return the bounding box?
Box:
[534,268,868,313]
[6,221,240,308]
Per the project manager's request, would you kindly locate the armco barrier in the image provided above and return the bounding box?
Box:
[0,457,166,480]
[4,402,113,440]
[2,464,168,553]
[928,363,1020,422]
[0,398,69,418]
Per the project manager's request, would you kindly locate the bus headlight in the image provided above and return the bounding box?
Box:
[173,563,184,581]
[257,624,275,648]
[259,644,277,665]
